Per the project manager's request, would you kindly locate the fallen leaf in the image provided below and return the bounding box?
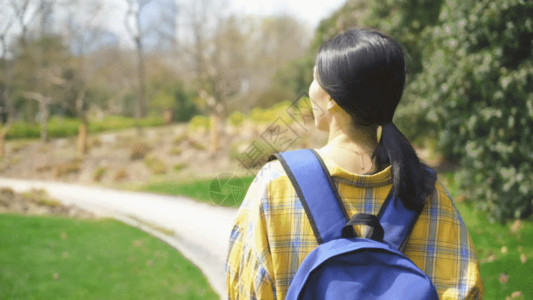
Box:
[455,195,466,203]
[481,254,496,263]
[60,232,68,240]
[499,272,509,284]
[510,220,522,233]
[511,291,522,298]
[53,273,59,280]
[520,253,527,264]
[501,246,508,254]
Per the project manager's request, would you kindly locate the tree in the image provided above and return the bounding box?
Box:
[184,0,250,153]
[249,15,311,109]
[10,0,61,143]
[412,0,533,221]
[59,1,105,154]
[17,35,71,143]
[8,0,41,125]
[0,3,16,157]
[124,0,149,128]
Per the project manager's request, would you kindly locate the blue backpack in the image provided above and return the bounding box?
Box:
[272,149,439,300]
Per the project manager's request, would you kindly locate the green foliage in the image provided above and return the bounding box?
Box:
[144,156,167,175]
[228,111,245,127]
[151,90,174,112]
[6,116,164,140]
[272,56,314,98]
[188,115,211,131]
[0,214,217,299]
[173,86,199,123]
[410,0,533,221]
[93,167,107,182]
[254,88,294,109]
[249,100,292,125]
[173,163,187,172]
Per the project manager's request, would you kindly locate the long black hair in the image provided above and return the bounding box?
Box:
[315,28,436,211]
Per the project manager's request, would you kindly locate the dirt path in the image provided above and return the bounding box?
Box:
[0,177,237,299]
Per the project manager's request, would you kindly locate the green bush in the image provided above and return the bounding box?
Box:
[173,162,187,172]
[6,122,40,139]
[228,111,245,127]
[249,101,293,125]
[188,115,211,131]
[6,116,165,140]
[410,0,533,221]
[144,156,168,175]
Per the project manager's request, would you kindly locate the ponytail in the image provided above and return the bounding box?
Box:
[314,28,435,209]
[375,123,436,211]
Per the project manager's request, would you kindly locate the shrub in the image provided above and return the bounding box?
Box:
[188,115,211,131]
[130,143,152,160]
[228,111,245,127]
[187,137,206,151]
[172,132,188,145]
[113,169,128,182]
[6,116,166,140]
[168,147,182,156]
[53,159,82,179]
[411,0,533,221]
[93,167,107,182]
[173,163,187,172]
[229,139,277,169]
[144,156,167,175]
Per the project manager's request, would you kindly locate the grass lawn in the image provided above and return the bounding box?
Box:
[140,175,255,207]
[141,173,533,299]
[0,213,218,300]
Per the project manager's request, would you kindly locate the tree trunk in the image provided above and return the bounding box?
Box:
[77,120,88,155]
[0,126,8,158]
[39,101,48,143]
[136,39,147,117]
[27,101,37,125]
[163,109,173,125]
[209,112,220,154]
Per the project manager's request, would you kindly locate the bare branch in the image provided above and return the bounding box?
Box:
[23,91,51,104]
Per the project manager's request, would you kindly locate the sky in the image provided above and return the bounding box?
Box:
[228,0,346,28]
[98,0,347,47]
[0,0,348,52]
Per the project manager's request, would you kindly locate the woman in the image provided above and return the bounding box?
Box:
[226,28,483,299]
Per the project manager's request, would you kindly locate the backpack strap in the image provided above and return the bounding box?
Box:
[272,149,350,244]
[377,193,421,250]
[377,168,433,250]
[272,148,425,250]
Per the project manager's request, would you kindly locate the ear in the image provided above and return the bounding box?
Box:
[326,97,338,111]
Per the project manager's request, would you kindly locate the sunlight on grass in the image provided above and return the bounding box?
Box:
[141,176,255,207]
[0,214,218,299]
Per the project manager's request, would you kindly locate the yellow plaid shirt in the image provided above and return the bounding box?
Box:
[226,152,483,299]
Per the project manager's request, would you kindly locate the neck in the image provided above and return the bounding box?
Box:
[318,112,379,174]
[326,114,378,154]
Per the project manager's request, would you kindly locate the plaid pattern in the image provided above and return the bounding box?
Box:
[226,153,484,299]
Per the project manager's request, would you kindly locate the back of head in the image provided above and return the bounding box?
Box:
[315,28,435,210]
[315,28,405,125]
